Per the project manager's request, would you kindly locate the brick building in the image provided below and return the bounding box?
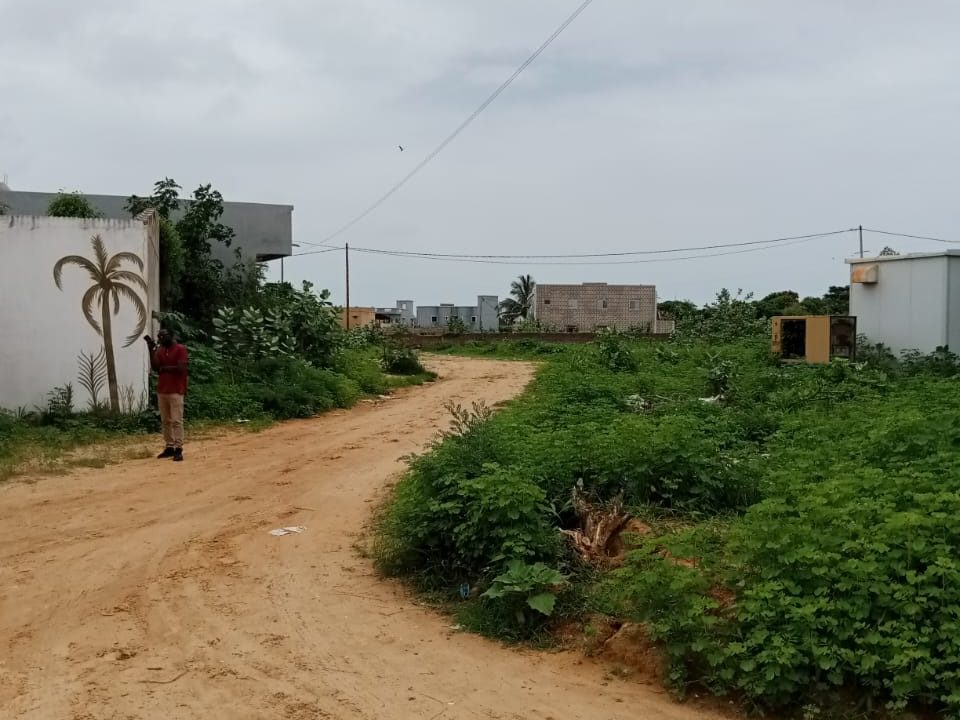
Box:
[531,283,658,332]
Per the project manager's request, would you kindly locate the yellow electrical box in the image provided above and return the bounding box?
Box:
[771,315,857,364]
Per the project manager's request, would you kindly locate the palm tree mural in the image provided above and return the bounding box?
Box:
[54,235,147,412]
[499,274,536,324]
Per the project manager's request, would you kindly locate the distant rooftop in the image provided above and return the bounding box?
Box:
[1,188,293,263]
[847,250,960,264]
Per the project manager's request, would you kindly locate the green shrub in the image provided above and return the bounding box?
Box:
[595,330,637,372]
[482,559,568,622]
[187,382,263,421]
[375,463,560,582]
[381,346,426,375]
[722,468,960,712]
[246,356,361,418]
[335,349,391,395]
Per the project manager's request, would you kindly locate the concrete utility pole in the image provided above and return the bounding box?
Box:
[345,243,351,330]
[859,225,864,259]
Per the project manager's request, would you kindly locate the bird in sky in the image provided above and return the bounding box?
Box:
[398,145,404,152]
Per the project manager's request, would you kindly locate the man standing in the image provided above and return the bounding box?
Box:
[145,329,189,462]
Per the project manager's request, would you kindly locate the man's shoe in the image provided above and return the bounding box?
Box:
[157,447,175,459]
[172,448,184,462]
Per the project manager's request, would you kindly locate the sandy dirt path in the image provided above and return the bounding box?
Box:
[0,356,721,720]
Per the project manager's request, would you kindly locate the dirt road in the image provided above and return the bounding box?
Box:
[0,356,719,720]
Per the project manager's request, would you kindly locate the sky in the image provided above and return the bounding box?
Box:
[3,0,959,306]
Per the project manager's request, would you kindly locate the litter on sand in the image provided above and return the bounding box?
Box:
[268,526,306,536]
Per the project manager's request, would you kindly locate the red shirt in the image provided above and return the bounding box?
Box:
[153,343,189,395]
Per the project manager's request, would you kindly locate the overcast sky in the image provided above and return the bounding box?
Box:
[3,1,959,306]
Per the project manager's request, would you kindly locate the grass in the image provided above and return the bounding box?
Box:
[430,338,572,360]
[0,347,436,483]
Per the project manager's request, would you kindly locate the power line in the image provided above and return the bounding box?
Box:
[316,0,597,245]
[293,228,854,262]
[347,234,835,266]
[289,226,960,266]
[291,246,343,257]
[863,227,960,245]
[357,229,854,259]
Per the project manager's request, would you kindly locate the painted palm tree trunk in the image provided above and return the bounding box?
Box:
[54,235,148,413]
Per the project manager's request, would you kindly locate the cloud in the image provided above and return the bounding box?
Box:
[3,0,959,305]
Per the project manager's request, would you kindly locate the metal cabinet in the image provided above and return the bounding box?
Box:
[772,316,857,364]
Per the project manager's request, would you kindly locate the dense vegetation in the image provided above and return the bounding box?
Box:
[375,293,960,717]
[0,182,432,478]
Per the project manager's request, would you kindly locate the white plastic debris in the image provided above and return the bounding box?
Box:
[268,526,306,536]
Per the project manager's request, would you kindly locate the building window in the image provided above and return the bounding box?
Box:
[567,299,578,310]
[566,325,578,333]
[543,299,551,305]
[629,300,638,310]
[471,316,477,323]
[431,316,437,324]
[601,299,608,309]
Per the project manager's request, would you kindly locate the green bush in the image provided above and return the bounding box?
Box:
[335,349,391,395]
[722,467,960,712]
[245,356,361,418]
[381,346,426,375]
[376,462,560,582]
[482,559,568,623]
[187,382,263,421]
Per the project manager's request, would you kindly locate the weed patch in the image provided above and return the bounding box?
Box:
[374,332,960,715]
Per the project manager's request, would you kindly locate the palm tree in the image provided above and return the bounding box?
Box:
[499,274,536,324]
[54,235,147,412]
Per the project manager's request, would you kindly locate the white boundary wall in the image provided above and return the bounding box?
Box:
[0,214,160,412]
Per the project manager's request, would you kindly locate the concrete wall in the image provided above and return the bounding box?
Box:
[340,307,376,328]
[849,253,951,354]
[1,190,292,264]
[403,332,671,348]
[375,300,416,326]
[476,295,499,332]
[948,257,960,351]
[532,283,657,331]
[416,296,499,331]
[0,215,160,412]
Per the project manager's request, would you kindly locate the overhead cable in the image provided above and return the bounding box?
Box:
[315,0,597,245]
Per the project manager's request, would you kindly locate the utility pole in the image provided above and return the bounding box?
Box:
[280,256,284,283]
[345,243,351,330]
[859,225,864,259]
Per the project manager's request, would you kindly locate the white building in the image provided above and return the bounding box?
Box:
[0,214,160,412]
[847,250,960,355]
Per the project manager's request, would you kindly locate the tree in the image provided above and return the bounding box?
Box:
[126,178,259,325]
[126,178,182,219]
[657,299,698,321]
[126,179,184,311]
[822,285,849,315]
[879,246,900,256]
[678,288,765,341]
[799,296,827,315]
[53,235,148,412]
[755,290,800,318]
[447,316,468,334]
[499,274,536,324]
[47,191,103,218]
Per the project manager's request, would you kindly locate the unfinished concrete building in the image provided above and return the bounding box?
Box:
[416,296,499,332]
[531,283,658,332]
